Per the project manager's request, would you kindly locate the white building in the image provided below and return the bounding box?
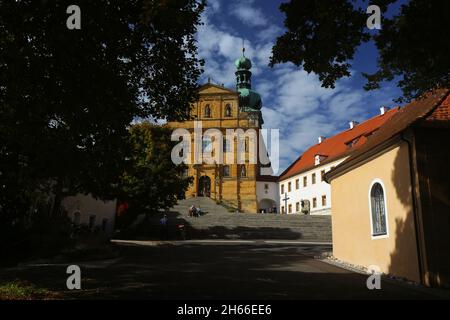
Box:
[256,176,279,213]
[278,106,399,215]
[62,194,117,236]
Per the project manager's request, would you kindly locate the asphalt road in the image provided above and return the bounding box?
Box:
[1,240,449,300]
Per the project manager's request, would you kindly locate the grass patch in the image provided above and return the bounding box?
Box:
[0,280,59,300]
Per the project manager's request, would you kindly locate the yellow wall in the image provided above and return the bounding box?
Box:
[331,141,421,282]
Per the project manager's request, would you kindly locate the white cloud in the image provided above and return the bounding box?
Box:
[196,2,400,173]
[259,65,400,172]
[257,25,283,42]
[327,90,365,121]
[206,0,221,13]
[230,0,268,27]
[196,9,270,86]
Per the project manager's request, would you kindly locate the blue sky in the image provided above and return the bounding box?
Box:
[196,0,405,174]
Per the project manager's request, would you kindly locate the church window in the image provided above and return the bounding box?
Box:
[322,195,327,206]
[281,206,285,214]
[288,204,292,213]
[223,138,231,152]
[204,104,211,118]
[240,165,247,178]
[370,181,388,237]
[321,170,326,181]
[295,179,299,189]
[223,165,230,177]
[288,182,291,192]
[202,137,212,152]
[312,198,317,208]
[303,176,307,187]
[225,104,232,117]
[264,184,269,190]
[312,173,316,184]
[296,202,300,212]
[281,184,284,194]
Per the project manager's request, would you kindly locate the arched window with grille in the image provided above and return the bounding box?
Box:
[204,104,211,118]
[369,180,388,237]
[225,104,232,117]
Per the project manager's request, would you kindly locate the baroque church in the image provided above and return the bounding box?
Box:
[168,49,279,213]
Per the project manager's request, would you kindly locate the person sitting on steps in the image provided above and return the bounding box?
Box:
[188,205,196,217]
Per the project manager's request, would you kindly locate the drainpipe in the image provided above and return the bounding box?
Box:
[401,130,426,285]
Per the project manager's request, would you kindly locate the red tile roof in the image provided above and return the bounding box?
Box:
[279,107,400,181]
[326,89,449,181]
[426,92,450,121]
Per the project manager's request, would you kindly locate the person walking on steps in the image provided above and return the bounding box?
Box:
[160,213,169,240]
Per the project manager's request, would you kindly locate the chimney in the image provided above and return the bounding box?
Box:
[318,136,326,144]
[349,121,359,129]
[380,106,389,115]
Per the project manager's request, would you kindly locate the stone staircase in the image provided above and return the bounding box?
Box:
[127,197,332,242]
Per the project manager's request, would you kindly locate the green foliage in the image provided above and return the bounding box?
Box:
[0,281,56,300]
[0,1,204,230]
[271,0,449,102]
[118,122,192,226]
[364,0,450,102]
[0,207,74,265]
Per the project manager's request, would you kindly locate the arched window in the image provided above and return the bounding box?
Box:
[370,181,388,237]
[225,104,232,117]
[223,165,230,177]
[240,165,247,178]
[202,137,212,152]
[223,137,231,152]
[204,104,211,118]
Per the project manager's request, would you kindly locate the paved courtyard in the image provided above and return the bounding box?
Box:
[1,240,449,299]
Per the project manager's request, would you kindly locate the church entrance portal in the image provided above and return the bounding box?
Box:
[198,176,211,197]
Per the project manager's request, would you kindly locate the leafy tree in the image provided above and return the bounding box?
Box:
[118,122,192,226]
[270,0,449,102]
[0,0,204,223]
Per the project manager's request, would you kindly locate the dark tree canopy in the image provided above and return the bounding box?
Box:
[118,122,192,225]
[270,0,450,102]
[0,0,204,221]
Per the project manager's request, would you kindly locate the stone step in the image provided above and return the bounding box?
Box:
[125,197,332,241]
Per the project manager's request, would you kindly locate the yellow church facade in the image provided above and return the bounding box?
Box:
[168,51,276,213]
